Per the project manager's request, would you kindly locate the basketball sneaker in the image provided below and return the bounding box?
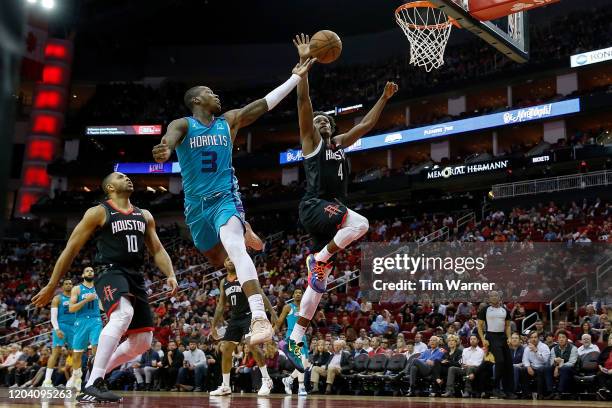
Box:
[281,339,305,373]
[210,385,232,396]
[282,377,293,395]
[248,317,274,345]
[258,378,273,396]
[77,378,121,403]
[41,379,53,388]
[306,254,328,293]
[298,386,308,397]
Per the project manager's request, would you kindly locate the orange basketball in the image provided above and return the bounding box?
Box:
[309,30,342,64]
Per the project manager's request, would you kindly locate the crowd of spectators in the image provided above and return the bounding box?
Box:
[0,196,611,399]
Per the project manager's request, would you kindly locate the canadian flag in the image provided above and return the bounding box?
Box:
[23,25,48,62]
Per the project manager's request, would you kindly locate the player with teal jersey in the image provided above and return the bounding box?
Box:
[43,279,75,387]
[68,267,103,391]
[152,54,316,346]
[275,289,309,396]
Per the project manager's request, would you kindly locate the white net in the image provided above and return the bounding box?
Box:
[395,2,454,72]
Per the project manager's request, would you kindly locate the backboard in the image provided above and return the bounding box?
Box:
[429,0,529,63]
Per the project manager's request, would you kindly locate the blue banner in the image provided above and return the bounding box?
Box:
[279,98,580,165]
[113,162,180,174]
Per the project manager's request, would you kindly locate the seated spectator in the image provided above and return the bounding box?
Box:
[352,339,368,357]
[344,296,360,313]
[544,333,557,349]
[12,346,40,388]
[177,340,208,392]
[159,341,183,391]
[0,344,23,386]
[404,341,419,360]
[19,347,50,388]
[432,334,462,395]
[521,331,552,398]
[554,321,575,342]
[581,305,601,328]
[580,322,599,343]
[371,315,389,336]
[546,331,577,397]
[407,335,444,396]
[598,320,612,343]
[442,335,483,397]
[596,335,612,401]
[133,345,160,391]
[368,337,386,356]
[394,334,409,353]
[328,317,342,337]
[577,334,601,356]
[234,345,256,393]
[413,333,428,354]
[310,340,350,394]
[509,332,525,395]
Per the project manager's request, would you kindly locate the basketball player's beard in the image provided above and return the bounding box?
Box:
[83,277,94,283]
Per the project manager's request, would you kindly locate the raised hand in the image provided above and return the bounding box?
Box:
[31,284,56,308]
[382,81,399,99]
[152,139,172,163]
[293,33,311,61]
[292,57,317,77]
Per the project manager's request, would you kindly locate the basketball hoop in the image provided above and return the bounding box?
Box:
[395,1,459,72]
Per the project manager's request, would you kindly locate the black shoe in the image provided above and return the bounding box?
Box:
[491,389,506,399]
[76,378,122,403]
[505,392,518,399]
[597,388,611,401]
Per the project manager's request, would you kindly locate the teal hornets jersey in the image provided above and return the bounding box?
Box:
[176,116,238,200]
[286,302,299,337]
[58,293,75,326]
[75,284,100,320]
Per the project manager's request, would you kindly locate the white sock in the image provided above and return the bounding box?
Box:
[260,365,269,380]
[248,294,266,320]
[223,373,230,388]
[291,369,298,379]
[289,324,307,345]
[297,372,304,384]
[44,368,53,382]
[315,246,332,263]
[72,368,82,380]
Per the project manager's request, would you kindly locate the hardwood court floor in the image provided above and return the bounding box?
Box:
[2,392,610,408]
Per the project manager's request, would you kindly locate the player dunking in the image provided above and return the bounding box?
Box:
[282,34,398,371]
[152,55,316,345]
[31,172,178,403]
[210,258,278,396]
[43,279,75,387]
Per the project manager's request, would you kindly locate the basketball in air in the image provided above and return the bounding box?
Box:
[309,30,342,64]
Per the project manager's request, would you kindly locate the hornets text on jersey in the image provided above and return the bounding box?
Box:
[176,116,239,200]
[94,200,146,267]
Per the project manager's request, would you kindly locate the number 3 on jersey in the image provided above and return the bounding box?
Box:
[202,151,218,173]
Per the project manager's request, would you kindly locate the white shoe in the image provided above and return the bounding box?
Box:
[249,318,273,345]
[298,386,307,397]
[9,384,19,388]
[210,385,232,396]
[42,379,53,388]
[282,377,293,395]
[258,378,273,396]
[70,377,81,392]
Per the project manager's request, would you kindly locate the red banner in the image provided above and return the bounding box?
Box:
[468,0,560,21]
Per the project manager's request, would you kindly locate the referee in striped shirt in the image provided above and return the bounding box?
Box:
[477,291,517,399]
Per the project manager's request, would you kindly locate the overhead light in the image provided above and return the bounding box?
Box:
[72,94,77,98]
[41,0,54,9]
[158,186,167,192]
[146,186,156,192]
[251,183,259,187]
[83,186,90,192]
[26,0,37,4]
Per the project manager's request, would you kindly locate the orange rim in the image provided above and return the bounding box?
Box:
[395,1,460,30]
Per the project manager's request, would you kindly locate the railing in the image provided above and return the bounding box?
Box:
[547,278,588,333]
[491,170,612,200]
[0,311,16,327]
[456,212,475,231]
[417,226,449,248]
[521,312,539,335]
[0,320,52,345]
[596,255,612,291]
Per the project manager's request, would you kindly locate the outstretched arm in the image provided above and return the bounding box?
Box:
[152,118,189,163]
[294,34,319,156]
[332,81,398,148]
[211,279,227,339]
[143,209,178,297]
[274,304,291,333]
[31,206,105,308]
[224,57,316,141]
